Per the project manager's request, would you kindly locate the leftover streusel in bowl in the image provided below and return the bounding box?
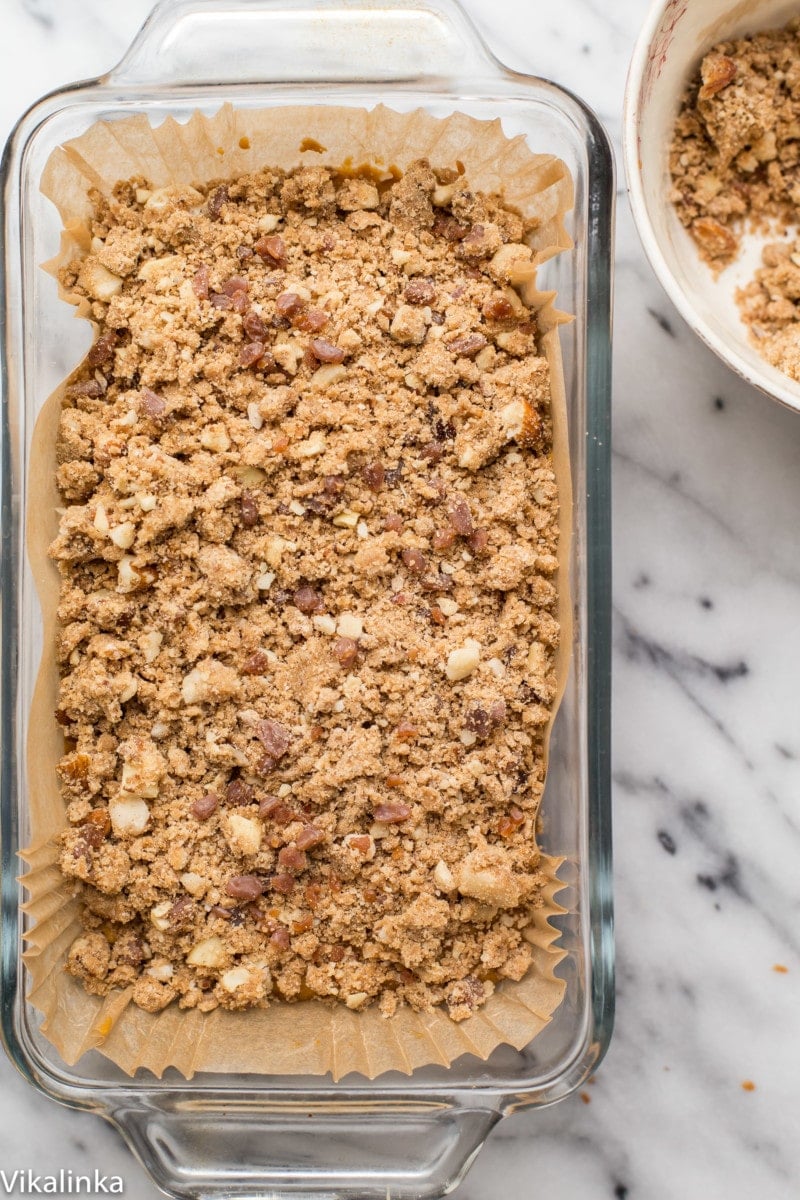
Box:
[625,0,800,413]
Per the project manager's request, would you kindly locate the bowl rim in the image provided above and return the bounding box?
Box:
[622,0,800,416]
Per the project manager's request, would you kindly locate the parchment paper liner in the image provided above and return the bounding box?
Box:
[22,104,575,1080]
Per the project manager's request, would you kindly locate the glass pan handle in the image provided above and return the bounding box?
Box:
[112,1101,499,1199]
[109,0,498,87]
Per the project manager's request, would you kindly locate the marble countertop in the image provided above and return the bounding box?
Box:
[2,0,799,1197]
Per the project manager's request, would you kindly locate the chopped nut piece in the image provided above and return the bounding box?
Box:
[226,778,254,806]
[258,795,282,819]
[309,338,345,363]
[240,492,259,527]
[373,802,411,824]
[343,833,375,858]
[201,424,231,453]
[445,643,480,681]
[698,52,737,100]
[332,509,359,529]
[278,845,307,873]
[79,260,123,301]
[87,329,117,367]
[404,278,437,305]
[362,461,385,491]
[432,527,457,552]
[468,528,489,556]
[334,637,359,668]
[447,496,474,536]
[390,305,428,345]
[433,860,455,891]
[270,926,291,949]
[394,721,419,741]
[150,901,173,932]
[255,718,291,760]
[313,613,337,635]
[401,548,428,573]
[691,216,738,261]
[117,556,141,593]
[187,936,227,969]
[295,825,325,850]
[119,738,166,799]
[243,311,267,340]
[311,364,347,388]
[181,659,240,705]
[293,586,324,614]
[223,812,262,857]
[207,186,230,220]
[93,504,110,533]
[255,234,287,265]
[455,846,522,907]
[433,213,469,241]
[192,264,210,298]
[336,612,363,639]
[276,292,305,318]
[139,388,167,419]
[447,332,487,359]
[239,341,266,369]
[295,431,327,457]
[191,793,219,820]
[142,631,163,663]
[270,872,296,895]
[180,872,207,897]
[489,242,534,285]
[147,963,175,982]
[226,874,264,900]
[242,649,271,675]
[109,522,136,550]
[109,797,150,838]
[221,966,255,993]
[465,701,506,740]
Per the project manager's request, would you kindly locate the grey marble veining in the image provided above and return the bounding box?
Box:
[2,0,800,1197]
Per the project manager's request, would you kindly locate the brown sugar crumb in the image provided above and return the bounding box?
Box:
[741,1080,756,1092]
[671,18,800,380]
[52,159,560,1022]
[772,963,789,973]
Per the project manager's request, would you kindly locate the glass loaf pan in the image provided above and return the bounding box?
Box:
[0,1,614,1196]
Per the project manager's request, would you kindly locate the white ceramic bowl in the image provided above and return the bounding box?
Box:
[624,0,800,413]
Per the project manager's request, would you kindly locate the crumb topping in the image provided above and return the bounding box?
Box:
[671,18,800,380]
[52,159,560,1021]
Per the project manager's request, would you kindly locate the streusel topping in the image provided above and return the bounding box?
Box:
[52,159,560,1021]
[671,19,800,380]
